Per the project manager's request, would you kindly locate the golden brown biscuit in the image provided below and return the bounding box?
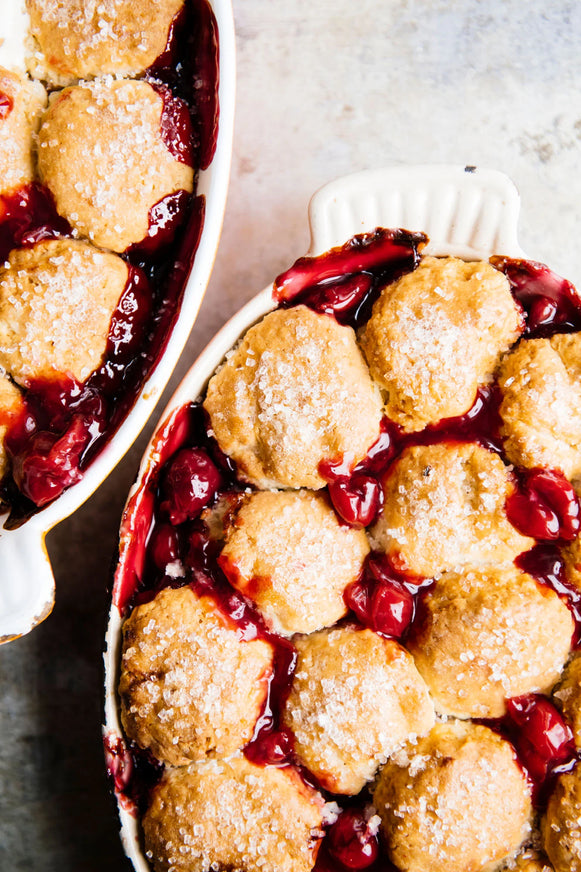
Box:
[0,239,129,384]
[500,848,554,871]
[282,627,435,795]
[26,0,185,85]
[372,442,533,577]
[359,256,522,432]
[408,566,573,718]
[498,335,581,481]
[0,374,23,478]
[218,490,369,636]
[0,67,46,195]
[553,653,581,748]
[373,721,532,872]
[119,587,273,767]
[204,306,383,489]
[542,764,581,872]
[37,79,193,252]
[142,756,326,872]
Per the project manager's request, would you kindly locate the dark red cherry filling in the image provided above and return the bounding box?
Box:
[504,694,576,801]
[0,182,71,262]
[151,84,194,166]
[159,447,222,525]
[328,474,382,528]
[492,256,581,337]
[10,415,89,507]
[274,228,426,320]
[0,90,13,119]
[506,468,581,541]
[345,553,417,639]
[148,523,181,571]
[127,190,192,259]
[326,809,380,870]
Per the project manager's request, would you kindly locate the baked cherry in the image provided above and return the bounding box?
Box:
[149,523,181,571]
[301,273,373,324]
[184,522,219,570]
[159,447,222,525]
[506,694,575,789]
[11,416,88,506]
[245,727,294,768]
[327,808,380,870]
[506,468,580,541]
[492,256,581,336]
[104,735,134,794]
[355,420,397,476]
[328,474,381,528]
[345,555,416,639]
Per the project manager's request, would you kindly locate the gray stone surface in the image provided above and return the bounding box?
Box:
[1,0,580,868]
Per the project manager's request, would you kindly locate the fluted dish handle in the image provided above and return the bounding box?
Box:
[308,165,526,260]
[0,521,54,642]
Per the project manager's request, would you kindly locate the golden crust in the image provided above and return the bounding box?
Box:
[499,848,554,871]
[26,0,185,85]
[0,374,23,478]
[119,587,273,767]
[37,79,193,252]
[372,442,533,577]
[408,566,573,718]
[498,335,581,481]
[204,306,383,489]
[218,490,369,636]
[282,627,435,795]
[359,256,522,432]
[0,239,128,384]
[373,721,532,872]
[553,652,581,749]
[0,67,46,195]
[142,757,326,872]
[542,765,581,872]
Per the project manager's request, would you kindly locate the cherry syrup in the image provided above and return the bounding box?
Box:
[0,90,13,119]
[0,0,219,526]
[492,256,581,337]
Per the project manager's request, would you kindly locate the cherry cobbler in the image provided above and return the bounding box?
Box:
[110,230,581,872]
[0,0,218,524]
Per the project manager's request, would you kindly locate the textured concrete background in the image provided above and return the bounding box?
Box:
[1,1,580,869]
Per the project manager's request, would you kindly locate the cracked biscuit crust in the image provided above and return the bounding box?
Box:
[204,306,383,489]
[218,489,369,636]
[119,586,273,767]
[372,441,533,577]
[373,721,532,872]
[26,0,185,85]
[359,256,522,432]
[142,757,326,872]
[498,334,581,481]
[0,239,129,384]
[282,627,435,795]
[408,566,573,718]
[37,79,193,252]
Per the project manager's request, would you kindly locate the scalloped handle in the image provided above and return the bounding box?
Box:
[307,165,526,261]
[0,522,54,643]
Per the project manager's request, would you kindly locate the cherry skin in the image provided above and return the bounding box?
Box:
[328,474,382,528]
[506,468,580,541]
[159,447,222,525]
[345,554,416,639]
[327,809,379,870]
[148,523,181,571]
[506,694,575,788]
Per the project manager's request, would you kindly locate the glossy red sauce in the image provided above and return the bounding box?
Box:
[103,734,163,816]
[492,256,581,337]
[0,0,219,526]
[506,468,581,542]
[0,90,14,119]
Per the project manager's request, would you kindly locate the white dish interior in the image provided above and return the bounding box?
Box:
[103,164,528,871]
[0,0,236,643]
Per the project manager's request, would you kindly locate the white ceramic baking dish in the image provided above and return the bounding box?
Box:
[103,163,528,870]
[0,0,236,643]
